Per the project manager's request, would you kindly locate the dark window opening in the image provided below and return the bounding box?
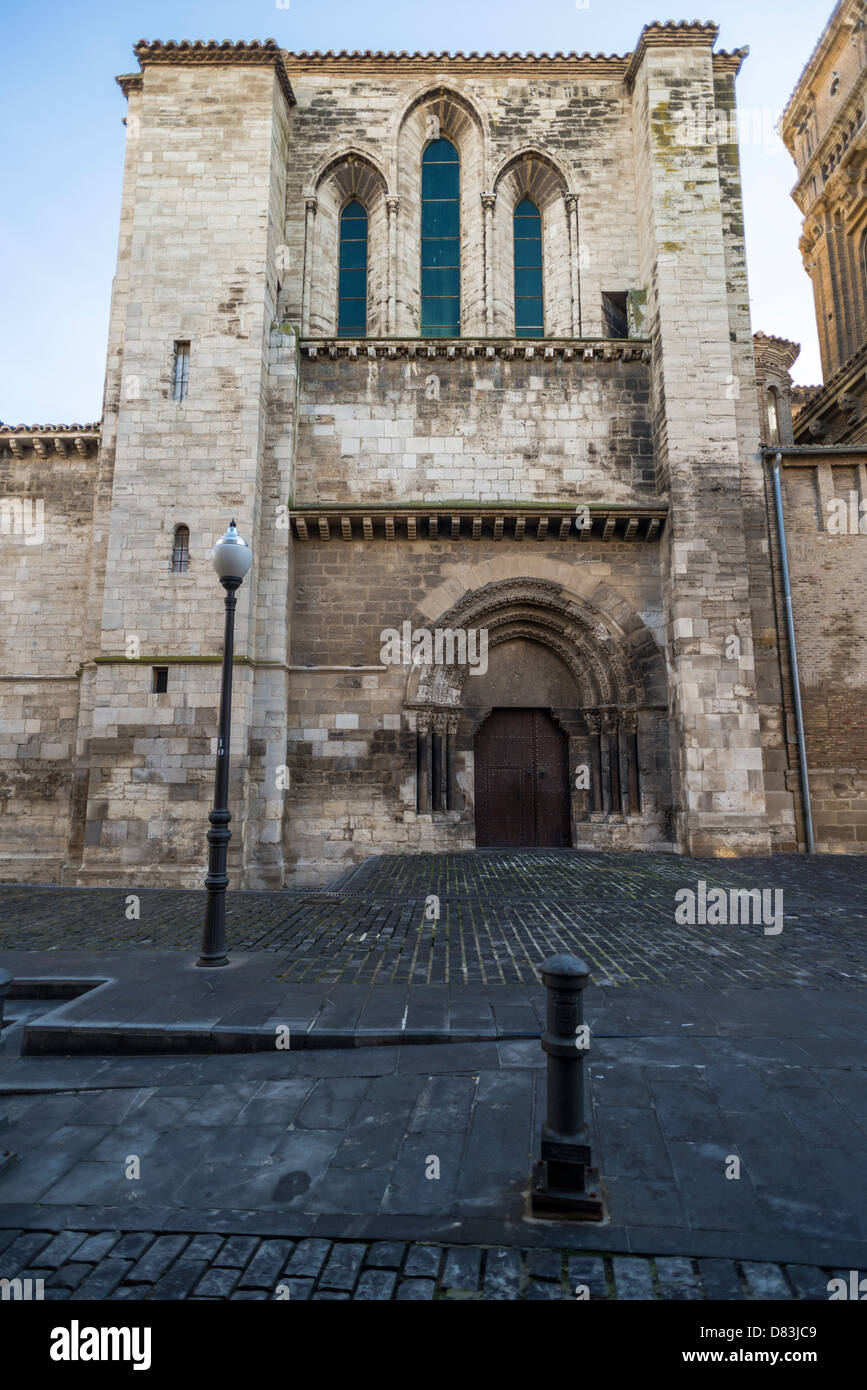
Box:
[152,667,169,694]
[602,291,628,339]
[514,197,543,338]
[338,200,368,337]
[173,342,190,402]
[421,137,460,337]
[171,524,190,573]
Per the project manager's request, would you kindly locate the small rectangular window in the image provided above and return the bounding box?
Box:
[152,667,168,693]
[172,342,190,402]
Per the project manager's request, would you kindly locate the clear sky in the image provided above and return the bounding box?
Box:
[0,0,834,423]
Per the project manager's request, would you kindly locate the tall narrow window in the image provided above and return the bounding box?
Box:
[173,341,190,401]
[152,667,169,694]
[514,197,543,338]
[767,388,780,445]
[338,200,368,337]
[171,524,190,573]
[421,138,460,337]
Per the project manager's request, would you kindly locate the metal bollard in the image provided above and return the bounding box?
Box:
[530,953,604,1219]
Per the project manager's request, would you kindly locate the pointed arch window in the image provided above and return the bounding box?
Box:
[338,200,368,337]
[421,138,460,337]
[171,524,190,573]
[514,197,543,337]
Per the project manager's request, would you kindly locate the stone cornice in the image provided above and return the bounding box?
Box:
[285,49,630,79]
[0,425,100,460]
[132,39,296,107]
[624,21,722,90]
[289,504,667,544]
[115,73,143,98]
[299,336,651,363]
[753,332,801,376]
[791,337,867,439]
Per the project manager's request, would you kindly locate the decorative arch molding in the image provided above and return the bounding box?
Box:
[388,81,491,185]
[492,146,572,208]
[403,576,664,711]
[308,146,390,201]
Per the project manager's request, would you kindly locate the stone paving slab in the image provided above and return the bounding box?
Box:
[1,1027,866,1268]
[3,952,867,1056]
[0,1227,850,1300]
[1,850,865,987]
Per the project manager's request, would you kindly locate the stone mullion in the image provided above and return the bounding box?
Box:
[481,192,496,334]
[564,192,580,336]
[301,196,317,337]
[386,196,400,335]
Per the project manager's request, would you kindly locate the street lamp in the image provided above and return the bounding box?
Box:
[197,519,253,967]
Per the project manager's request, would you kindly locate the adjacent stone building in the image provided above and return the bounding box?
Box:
[3,20,852,887]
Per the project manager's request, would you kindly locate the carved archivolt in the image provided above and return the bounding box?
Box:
[404,576,662,711]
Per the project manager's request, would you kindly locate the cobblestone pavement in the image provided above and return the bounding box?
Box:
[1,851,865,988]
[0,1227,845,1300]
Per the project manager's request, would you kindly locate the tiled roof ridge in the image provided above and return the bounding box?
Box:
[0,423,101,433]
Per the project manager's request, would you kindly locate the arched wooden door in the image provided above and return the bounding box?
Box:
[474,708,571,847]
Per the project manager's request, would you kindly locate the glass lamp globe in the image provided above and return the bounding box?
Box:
[211,520,252,582]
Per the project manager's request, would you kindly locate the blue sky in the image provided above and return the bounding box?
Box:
[0,0,833,423]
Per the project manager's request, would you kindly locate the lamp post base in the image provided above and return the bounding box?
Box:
[530,1162,606,1221]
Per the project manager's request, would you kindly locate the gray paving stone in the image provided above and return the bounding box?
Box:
[697,1258,745,1300]
[313,1290,350,1299]
[274,1277,313,1299]
[612,1256,655,1301]
[126,1234,189,1283]
[354,1269,398,1300]
[2,1230,55,1267]
[442,1246,483,1291]
[364,1241,406,1269]
[403,1244,442,1278]
[319,1242,366,1292]
[526,1249,562,1283]
[784,1265,833,1300]
[566,1255,608,1298]
[238,1239,294,1289]
[483,1247,524,1300]
[285,1238,332,1279]
[50,1262,93,1290]
[741,1261,794,1300]
[655,1255,702,1299]
[151,1260,209,1300]
[231,1290,269,1300]
[29,1230,88,1269]
[194,1266,242,1298]
[73,1231,121,1263]
[213,1235,260,1268]
[75,1258,134,1299]
[525,1278,564,1299]
[184,1235,225,1263]
[396,1278,436,1300]
[109,1232,156,1261]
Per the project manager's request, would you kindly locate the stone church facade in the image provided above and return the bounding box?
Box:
[3,20,861,888]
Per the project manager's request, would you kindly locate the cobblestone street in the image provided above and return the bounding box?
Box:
[0,1227,839,1301]
[1,850,865,988]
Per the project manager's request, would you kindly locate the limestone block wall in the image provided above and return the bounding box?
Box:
[286,535,667,883]
[0,433,99,879]
[294,351,654,507]
[780,455,867,851]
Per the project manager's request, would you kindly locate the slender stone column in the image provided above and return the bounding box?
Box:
[603,712,620,817]
[417,711,432,813]
[301,196,318,336]
[481,192,496,334]
[584,711,603,814]
[386,195,400,335]
[446,713,459,811]
[564,192,580,336]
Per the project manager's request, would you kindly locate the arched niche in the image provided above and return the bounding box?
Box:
[309,151,389,336]
[492,149,573,336]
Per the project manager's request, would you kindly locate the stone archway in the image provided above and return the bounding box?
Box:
[404,576,673,849]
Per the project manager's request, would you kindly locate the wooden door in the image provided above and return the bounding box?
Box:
[474,708,570,847]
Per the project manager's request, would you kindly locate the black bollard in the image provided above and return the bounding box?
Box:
[530,953,604,1219]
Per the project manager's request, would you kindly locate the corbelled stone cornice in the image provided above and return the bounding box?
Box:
[132,39,296,107]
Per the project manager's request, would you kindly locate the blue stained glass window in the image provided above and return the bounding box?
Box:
[338,200,367,337]
[514,197,543,338]
[421,139,460,337]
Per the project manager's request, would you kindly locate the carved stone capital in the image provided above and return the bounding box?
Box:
[564,192,578,215]
[386,195,400,217]
[481,191,496,213]
[305,196,318,216]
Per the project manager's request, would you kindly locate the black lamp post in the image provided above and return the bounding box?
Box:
[197,520,252,967]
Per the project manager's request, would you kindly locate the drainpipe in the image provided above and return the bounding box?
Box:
[770,450,815,853]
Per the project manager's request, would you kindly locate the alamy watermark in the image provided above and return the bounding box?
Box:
[380,623,488,675]
[674,880,783,935]
[0,497,44,545]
